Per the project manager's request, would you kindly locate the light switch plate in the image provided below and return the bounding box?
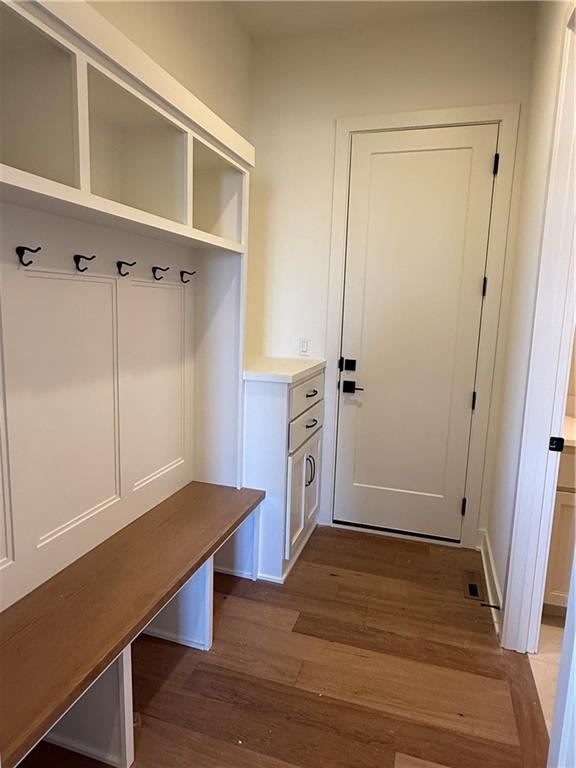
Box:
[298,337,311,356]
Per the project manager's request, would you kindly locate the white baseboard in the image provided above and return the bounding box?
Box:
[478,527,503,639]
[44,733,120,767]
[214,565,255,580]
[142,626,210,651]
[255,571,285,584]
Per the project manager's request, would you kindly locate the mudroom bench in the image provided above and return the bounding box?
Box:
[0,482,264,768]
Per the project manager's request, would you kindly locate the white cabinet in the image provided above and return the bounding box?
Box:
[286,429,322,559]
[238,357,326,583]
[0,2,251,253]
[544,450,576,609]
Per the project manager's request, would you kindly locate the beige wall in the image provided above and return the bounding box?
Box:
[485,2,569,595]
[247,3,536,357]
[89,1,253,138]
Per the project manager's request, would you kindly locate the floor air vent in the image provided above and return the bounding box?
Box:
[463,571,486,601]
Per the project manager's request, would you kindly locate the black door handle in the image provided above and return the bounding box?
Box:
[305,389,319,398]
[305,418,319,429]
[342,380,364,394]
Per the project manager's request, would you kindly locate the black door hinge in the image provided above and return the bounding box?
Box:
[461,497,467,517]
[482,276,488,297]
[471,391,477,411]
[493,153,500,175]
[549,436,565,453]
[338,356,344,372]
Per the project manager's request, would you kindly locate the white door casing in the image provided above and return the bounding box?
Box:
[334,124,498,540]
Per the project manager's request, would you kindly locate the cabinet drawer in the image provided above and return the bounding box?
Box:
[289,400,323,453]
[290,372,325,421]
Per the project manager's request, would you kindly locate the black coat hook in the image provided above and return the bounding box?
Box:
[74,254,96,273]
[180,270,197,284]
[152,266,170,281]
[117,260,136,277]
[16,245,41,267]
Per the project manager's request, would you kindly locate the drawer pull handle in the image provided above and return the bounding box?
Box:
[306,389,319,398]
[306,456,314,487]
[305,418,319,429]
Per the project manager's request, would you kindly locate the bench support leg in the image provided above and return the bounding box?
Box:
[45,646,134,767]
[143,556,214,650]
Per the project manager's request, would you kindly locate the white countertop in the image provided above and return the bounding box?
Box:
[244,356,326,384]
[564,415,576,448]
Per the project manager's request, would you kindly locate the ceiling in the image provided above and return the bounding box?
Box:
[220,1,530,39]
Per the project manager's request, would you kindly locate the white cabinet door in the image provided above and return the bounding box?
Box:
[285,430,323,560]
[304,430,322,527]
[545,491,576,608]
[285,441,306,560]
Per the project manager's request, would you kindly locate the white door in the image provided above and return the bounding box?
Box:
[334,124,499,540]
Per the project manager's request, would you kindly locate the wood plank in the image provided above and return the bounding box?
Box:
[293,613,506,678]
[208,611,518,745]
[133,715,302,768]
[219,577,368,624]
[0,481,264,768]
[213,592,300,631]
[394,718,522,768]
[394,755,449,768]
[136,663,397,768]
[505,651,549,768]
[295,658,519,746]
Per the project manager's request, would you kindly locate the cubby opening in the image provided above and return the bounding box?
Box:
[0,5,78,186]
[88,66,186,222]
[192,139,243,243]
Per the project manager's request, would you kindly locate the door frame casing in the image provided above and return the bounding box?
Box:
[502,19,575,654]
[321,103,521,548]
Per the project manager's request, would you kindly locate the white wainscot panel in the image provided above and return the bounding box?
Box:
[120,281,186,490]
[4,271,120,548]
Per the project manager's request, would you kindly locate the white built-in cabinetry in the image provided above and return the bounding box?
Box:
[0,0,254,611]
[544,435,576,609]
[0,2,248,252]
[239,358,326,582]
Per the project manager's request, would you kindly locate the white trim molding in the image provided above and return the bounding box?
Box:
[478,528,504,637]
[321,103,521,550]
[502,21,575,653]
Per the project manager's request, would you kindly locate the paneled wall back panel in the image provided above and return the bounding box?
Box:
[121,281,187,491]
[0,203,201,609]
[3,271,120,546]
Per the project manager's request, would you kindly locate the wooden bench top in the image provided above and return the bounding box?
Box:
[0,481,264,768]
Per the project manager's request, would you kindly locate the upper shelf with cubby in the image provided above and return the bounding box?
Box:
[0,4,79,187]
[0,2,252,254]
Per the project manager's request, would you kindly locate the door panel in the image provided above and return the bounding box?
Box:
[120,281,186,491]
[334,124,498,540]
[3,272,119,549]
[285,442,306,559]
[304,431,322,525]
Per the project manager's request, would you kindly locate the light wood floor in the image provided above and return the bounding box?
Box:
[22,527,549,768]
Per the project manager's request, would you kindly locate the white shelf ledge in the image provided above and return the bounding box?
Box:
[244,356,326,385]
[0,166,245,254]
